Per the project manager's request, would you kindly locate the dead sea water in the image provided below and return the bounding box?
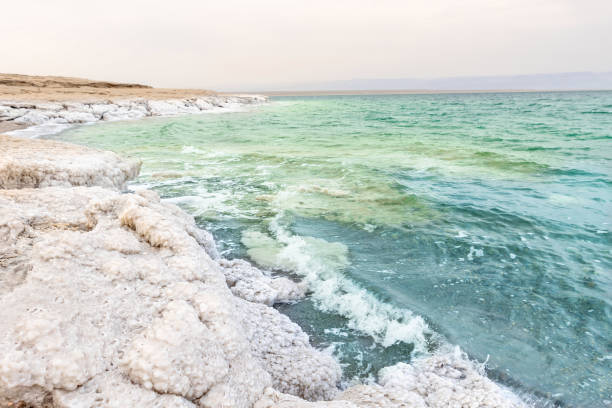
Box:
[53,92,612,407]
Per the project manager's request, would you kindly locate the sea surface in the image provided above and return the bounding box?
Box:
[53,92,612,407]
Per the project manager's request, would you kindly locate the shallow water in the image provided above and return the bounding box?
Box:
[54,92,612,407]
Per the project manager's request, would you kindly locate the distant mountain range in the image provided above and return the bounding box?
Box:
[271,72,612,92]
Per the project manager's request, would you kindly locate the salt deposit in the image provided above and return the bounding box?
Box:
[0,135,140,189]
[0,184,339,407]
[220,258,305,305]
[0,95,267,138]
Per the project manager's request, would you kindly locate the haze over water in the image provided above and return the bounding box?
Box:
[55,91,612,407]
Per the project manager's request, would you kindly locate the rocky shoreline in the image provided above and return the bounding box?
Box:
[0,95,529,407]
[0,95,267,139]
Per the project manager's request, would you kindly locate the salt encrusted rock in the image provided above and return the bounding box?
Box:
[102,107,147,121]
[255,388,357,408]
[0,95,267,135]
[220,258,305,305]
[122,300,229,399]
[59,110,98,123]
[147,100,200,116]
[0,106,27,121]
[0,186,339,407]
[335,347,526,408]
[52,371,197,408]
[12,110,52,125]
[34,102,64,112]
[141,190,219,260]
[0,135,141,190]
[193,98,214,110]
[236,298,341,401]
[254,348,526,408]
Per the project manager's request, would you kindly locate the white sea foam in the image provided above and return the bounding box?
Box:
[241,215,432,352]
[181,145,207,155]
[163,192,239,219]
[239,210,533,406]
[467,246,484,260]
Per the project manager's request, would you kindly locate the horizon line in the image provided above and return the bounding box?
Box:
[228,88,612,97]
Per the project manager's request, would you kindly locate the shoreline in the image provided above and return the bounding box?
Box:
[1,85,531,406]
[0,95,267,139]
[240,88,611,97]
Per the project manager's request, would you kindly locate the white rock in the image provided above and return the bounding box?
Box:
[0,135,141,190]
[0,95,267,138]
[89,103,116,116]
[236,298,341,401]
[107,107,147,121]
[0,183,339,407]
[34,102,64,111]
[193,98,213,110]
[122,300,229,399]
[53,371,198,408]
[62,102,91,111]
[147,100,199,116]
[13,110,52,125]
[220,258,305,305]
[0,106,27,121]
[336,347,526,408]
[59,110,98,123]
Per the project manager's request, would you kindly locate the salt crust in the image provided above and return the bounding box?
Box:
[0,186,339,407]
[0,135,141,190]
[0,134,527,407]
[0,96,267,128]
[220,259,305,306]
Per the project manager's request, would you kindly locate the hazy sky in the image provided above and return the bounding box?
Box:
[3,0,611,90]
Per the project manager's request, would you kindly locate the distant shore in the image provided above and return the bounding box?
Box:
[251,88,610,96]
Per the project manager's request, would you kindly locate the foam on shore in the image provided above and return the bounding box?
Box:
[241,222,432,353]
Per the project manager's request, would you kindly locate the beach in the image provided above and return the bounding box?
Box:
[0,75,572,408]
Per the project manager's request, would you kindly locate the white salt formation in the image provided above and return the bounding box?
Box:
[0,95,267,137]
[335,347,527,408]
[0,135,141,190]
[0,134,528,407]
[0,185,339,407]
[255,348,527,408]
[220,259,305,305]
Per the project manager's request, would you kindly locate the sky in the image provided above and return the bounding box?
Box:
[2,0,612,90]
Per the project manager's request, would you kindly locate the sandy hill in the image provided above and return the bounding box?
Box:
[0,73,216,102]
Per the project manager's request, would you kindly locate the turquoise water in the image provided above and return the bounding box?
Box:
[54,92,612,407]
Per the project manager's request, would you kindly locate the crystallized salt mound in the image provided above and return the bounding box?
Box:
[254,348,528,408]
[236,298,341,401]
[0,186,340,407]
[255,388,357,408]
[122,300,229,399]
[220,258,305,305]
[52,371,197,408]
[0,135,141,190]
[336,347,527,408]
